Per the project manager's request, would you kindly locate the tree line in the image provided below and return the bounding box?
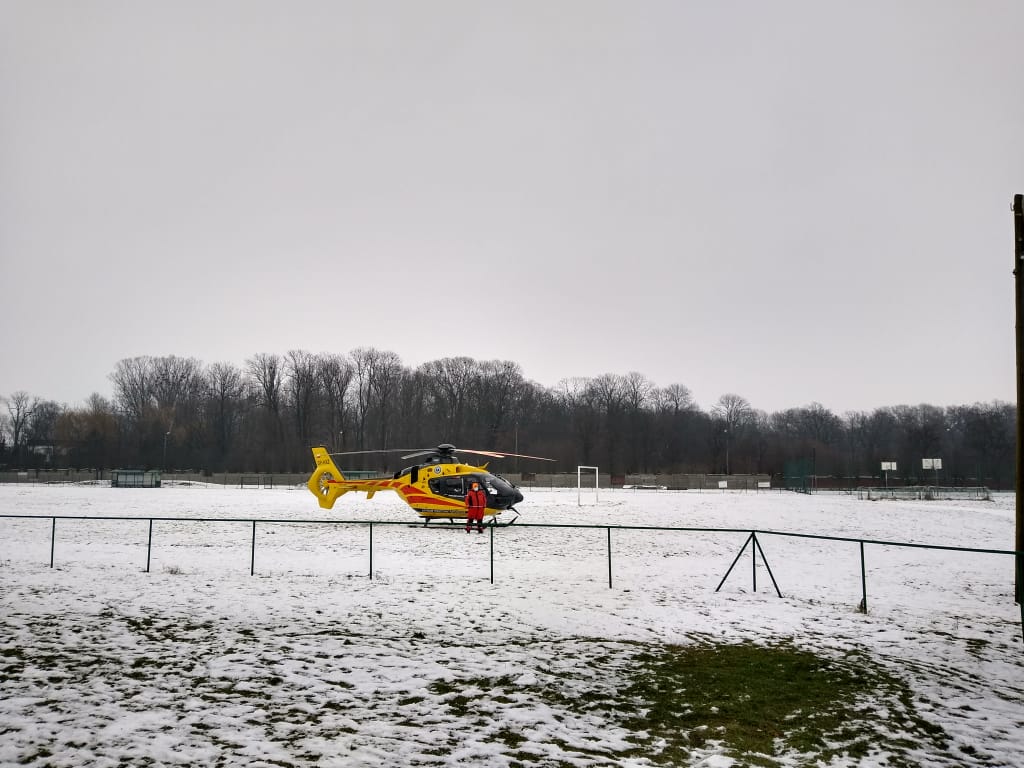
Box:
[0,350,1015,488]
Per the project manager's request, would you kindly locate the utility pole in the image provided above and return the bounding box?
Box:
[1014,193,1023,604]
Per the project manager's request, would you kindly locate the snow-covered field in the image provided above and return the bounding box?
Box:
[0,484,1021,767]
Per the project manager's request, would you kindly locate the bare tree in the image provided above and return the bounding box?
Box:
[148,357,207,469]
[349,347,377,451]
[712,393,753,474]
[4,391,37,467]
[713,393,752,428]
[10,346,1021,485]
[393,368,429,449]
[891,404,946,479]
[349,347,406,459]
[370,350,406,457]
[205,362,245,470]
[557,377,600,466]
[651,383,697,471]
[657,383,696,414]
[110,357,154,422]
[589,374,627,473]
[0,409,9,456]
[472,360,525,447]
[796,403,843,446]
[247,354,284,415]
[316,353,353,451]
[960,401,1013,486]
[622,372,655,472]
[26,400,62,466]
[57,394,120,470]
[246,353,285,469]
[420,357,477,441]
[285,349,319,466]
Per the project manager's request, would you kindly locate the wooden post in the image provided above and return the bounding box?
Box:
[1014,194,1023,604]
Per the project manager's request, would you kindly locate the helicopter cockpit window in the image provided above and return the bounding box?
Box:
[428,476,465,499]
[482,474,515,495]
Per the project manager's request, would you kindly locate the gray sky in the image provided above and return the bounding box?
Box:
[2,1,1022,415]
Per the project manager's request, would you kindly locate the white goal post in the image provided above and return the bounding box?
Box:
[577,465,599,506]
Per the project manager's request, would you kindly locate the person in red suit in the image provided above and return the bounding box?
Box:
[465,481,487,533]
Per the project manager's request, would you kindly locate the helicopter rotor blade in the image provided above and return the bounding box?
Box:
[400,450,438,460]
[457,449,556,462]
[327,449,421,458]
[496,451,556,461]
[330,444,555,463]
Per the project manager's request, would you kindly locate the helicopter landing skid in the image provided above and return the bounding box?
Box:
[415,509,520,528]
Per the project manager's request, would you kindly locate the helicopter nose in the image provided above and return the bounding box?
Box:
[512,489,524,505]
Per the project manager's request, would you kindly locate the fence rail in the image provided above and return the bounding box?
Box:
[856,485,992,501]
[3,513,1021,642]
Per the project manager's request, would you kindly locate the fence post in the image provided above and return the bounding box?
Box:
[751,531,758,593]
[369,523,373,580]
[607,527,613,589]
[715,532,754,592]
[250,521,256,576]
[751,534,783,597]
[1018,551,1023,644]
[146,519,153,573]
[860,541,868,613]
[50,517,55,568]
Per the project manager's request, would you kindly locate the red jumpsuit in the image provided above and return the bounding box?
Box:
[465,486,487,532]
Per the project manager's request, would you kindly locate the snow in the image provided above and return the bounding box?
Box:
[0,483,1022,766]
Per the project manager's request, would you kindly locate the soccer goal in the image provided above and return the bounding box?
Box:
[577,465,599,506]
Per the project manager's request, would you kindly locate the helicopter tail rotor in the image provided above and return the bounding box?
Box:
[308,447,349,509]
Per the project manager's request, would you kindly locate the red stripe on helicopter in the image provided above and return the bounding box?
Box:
[324,479,465,508]
[404,492,463,507]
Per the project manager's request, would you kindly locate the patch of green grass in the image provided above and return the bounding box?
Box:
[445,694,472,717]
[964,637,990,658]
[427,679,460,696]
[397,641,956,766]
[490,727,526,748]
[614,641,951,766]
[20,746,53,764]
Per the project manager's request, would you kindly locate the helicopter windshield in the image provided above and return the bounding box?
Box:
[481,473,516,495]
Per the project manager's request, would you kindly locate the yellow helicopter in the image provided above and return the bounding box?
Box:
[307,443,554,525]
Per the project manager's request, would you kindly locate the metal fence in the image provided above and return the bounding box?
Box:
[856,486,992,501]
[2,513,1021,641]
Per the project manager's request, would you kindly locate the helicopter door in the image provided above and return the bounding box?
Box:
[428,475,466,499]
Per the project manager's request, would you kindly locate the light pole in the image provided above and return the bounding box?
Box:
[724,428,730,475]
[946,427,954,485]
[163,431,170,471]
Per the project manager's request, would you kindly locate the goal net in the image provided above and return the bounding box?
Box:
[577,465,599,506]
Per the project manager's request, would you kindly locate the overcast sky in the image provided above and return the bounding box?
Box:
[2,1,1022,415]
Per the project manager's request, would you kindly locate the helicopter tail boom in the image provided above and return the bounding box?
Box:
[308,447,404,509]
[308,447,351,509]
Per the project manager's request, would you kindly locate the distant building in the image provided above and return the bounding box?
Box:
[111,469,161,488]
